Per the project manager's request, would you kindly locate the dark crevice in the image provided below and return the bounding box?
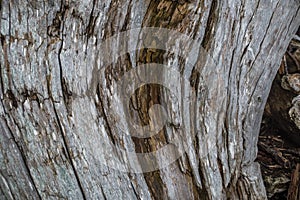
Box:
[238,0,260,66]
[217,152,225,188]
[0,117,42,200]
[57,5,66,105]
[130,181,141,200]
[196,162,210,199]
[251,1,280,71]
[103,0,123,39]
[0,171,16,200]
[120,0,133,32]
[143,170,167,200]
[85,0,97,36]
[95,84,116,146]
[51,100,87,200]
[85,0,99,49]
[131,2,182,197]
[100,186,107,200]
[191,1,204,40]
[0,35,5,96]
[189,67,200,90]
[8,0,11,42]
[200,0,218,50]
[5,90,18,108]
[61,77,73,115]
[52,1,87,199]
[183,158,203,198]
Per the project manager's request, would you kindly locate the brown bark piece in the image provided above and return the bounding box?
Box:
[288,163,300,200]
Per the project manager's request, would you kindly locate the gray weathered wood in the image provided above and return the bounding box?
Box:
[0,0,299,199]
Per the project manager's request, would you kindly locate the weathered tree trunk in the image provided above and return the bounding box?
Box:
[0,0,299,199]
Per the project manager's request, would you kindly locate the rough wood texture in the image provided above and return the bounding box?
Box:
[0,0,299,199]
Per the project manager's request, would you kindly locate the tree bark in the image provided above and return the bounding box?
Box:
[0,0,299,199]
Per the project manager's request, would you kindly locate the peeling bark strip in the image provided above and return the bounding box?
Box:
[0,0,299,199]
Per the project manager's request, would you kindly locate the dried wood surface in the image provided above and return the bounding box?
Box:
[0,0,300,199]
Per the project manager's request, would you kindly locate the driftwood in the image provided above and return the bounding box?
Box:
[0,0,299,199]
